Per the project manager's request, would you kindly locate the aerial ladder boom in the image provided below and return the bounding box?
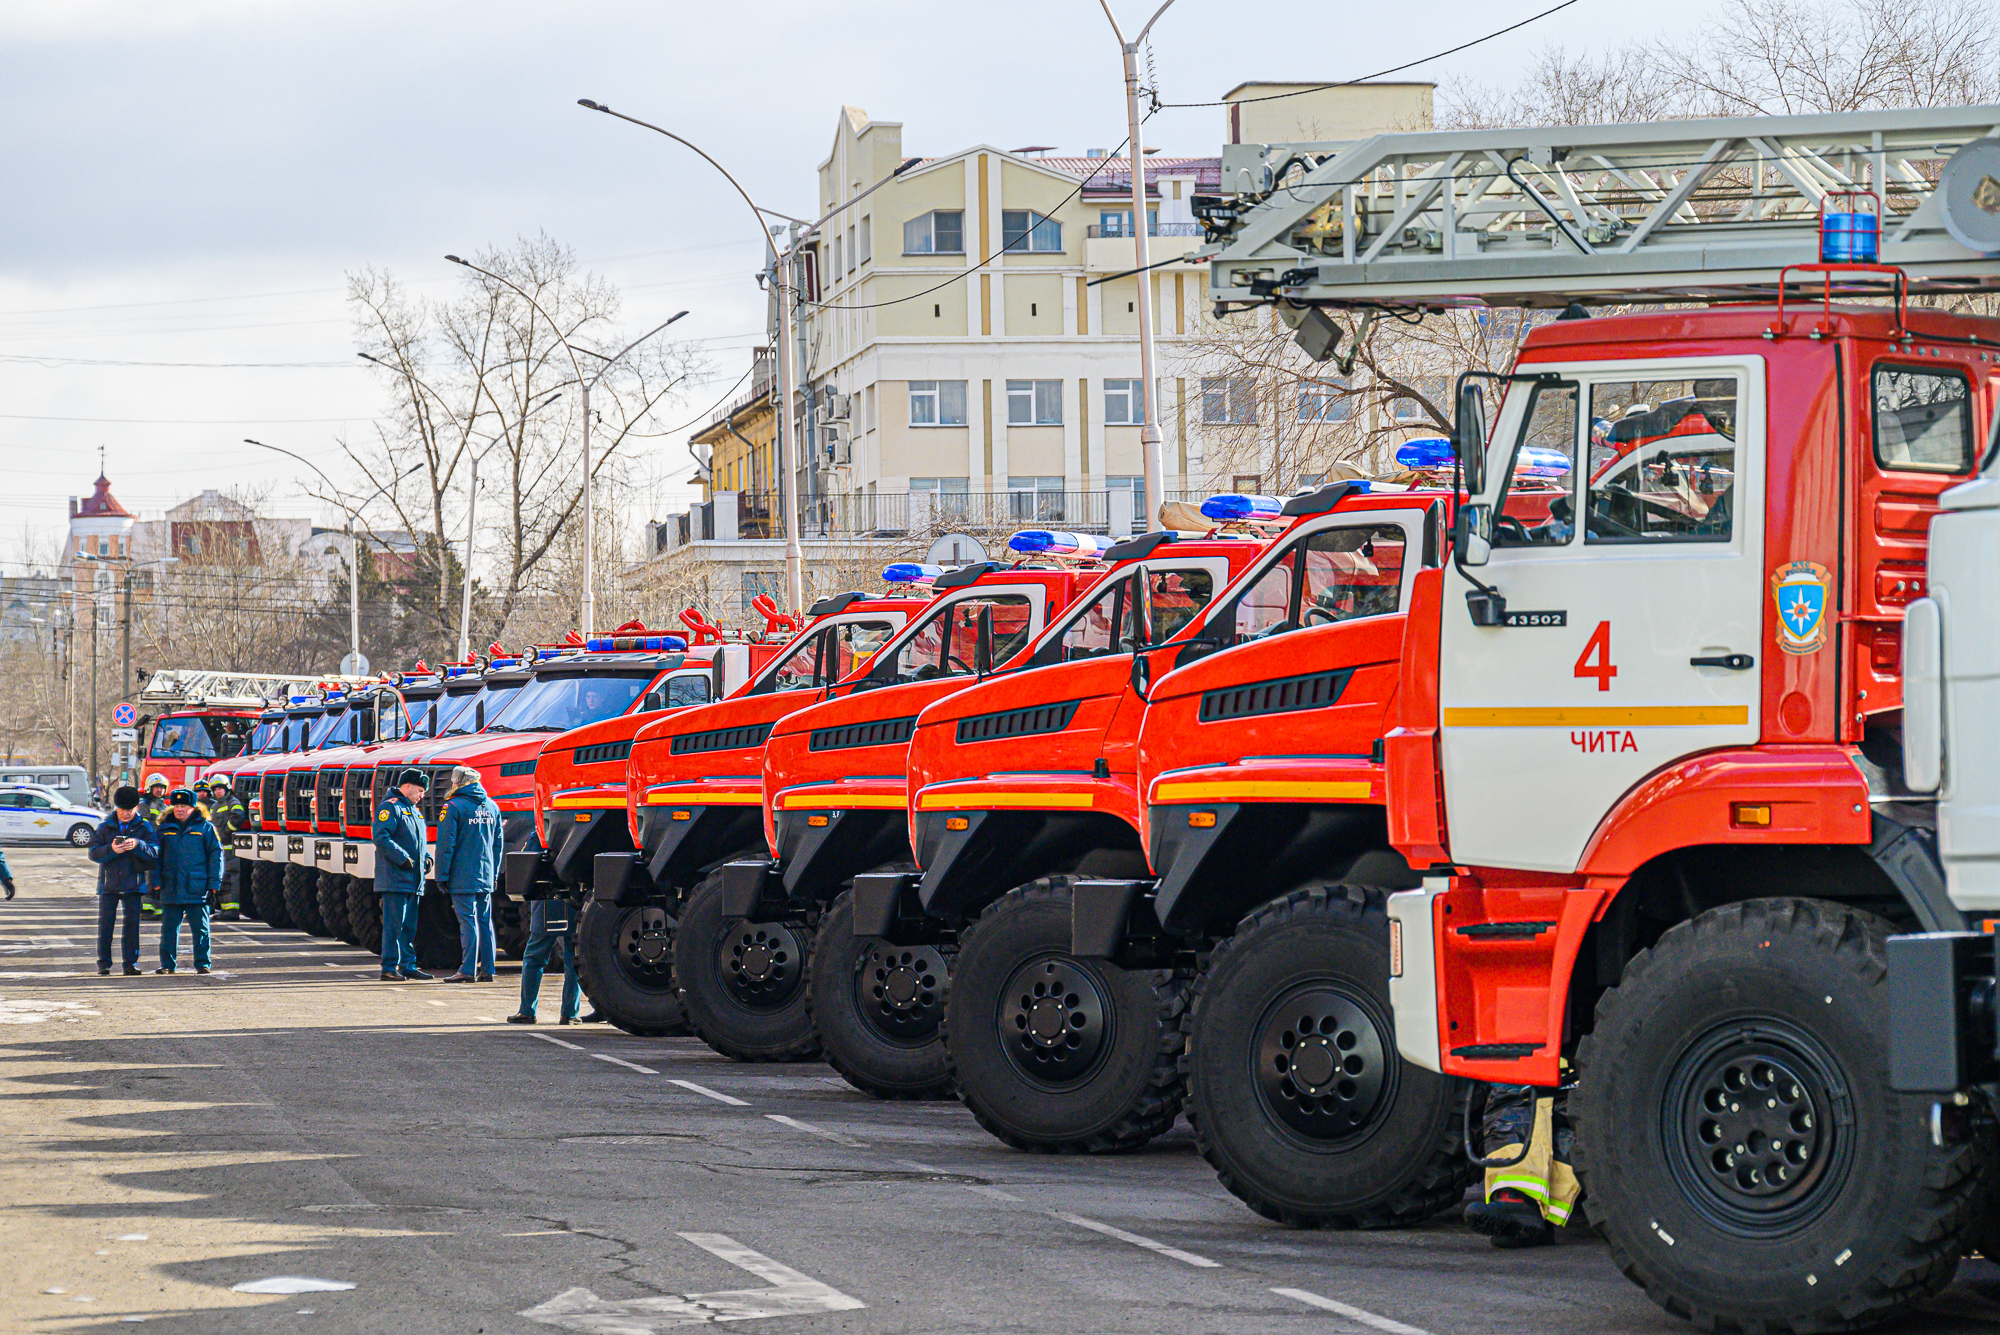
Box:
[1201,104,2000,312]
[136,669,372,711]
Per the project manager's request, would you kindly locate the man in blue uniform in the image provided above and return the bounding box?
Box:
[89,786,155,975]
[372,768,431,981]
[434,765,502,983]
[154,788,222,974]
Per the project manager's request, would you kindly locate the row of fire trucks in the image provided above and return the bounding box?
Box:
[179,100,2000,1334]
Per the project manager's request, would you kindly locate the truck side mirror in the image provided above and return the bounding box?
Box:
[974,606,994,677]
[356,697,376,743]
[1129,652,1152,701]
[1455,381,1488,494]
[1453,503,1494,568]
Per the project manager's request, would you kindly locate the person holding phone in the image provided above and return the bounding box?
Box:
[89,786,157,976]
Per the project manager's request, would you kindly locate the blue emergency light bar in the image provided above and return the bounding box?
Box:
[323,691,347,705]
[1008,530,1112,558]
[487,657,522,670]
[883,562,944,584]
[584,634,688,652]
[1396,437,1454,469]
[287,694,314,707]
[1200,493,1284,522]
[1516,447,1572,478]
[443,666,474,679]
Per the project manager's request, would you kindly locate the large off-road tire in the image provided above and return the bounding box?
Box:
[673,868,820,1062]
[1574,898,1989,1333]
[576,897,689,1037]
[347,877,382,957]
[495,895,528,960]
[1185,883,1471,1227]
[943,880,1188,1152]
[414,892,462,971]
[250,863,289,928]
[282,863,326,935]
[806,887,953,1099]
[317,872,354,944]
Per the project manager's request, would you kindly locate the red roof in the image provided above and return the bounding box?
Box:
[74,474,131,519]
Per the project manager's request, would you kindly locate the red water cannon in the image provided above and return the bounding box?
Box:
[679,607,724,646]
[751,594,802,638]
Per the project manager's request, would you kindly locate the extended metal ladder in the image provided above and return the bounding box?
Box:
[1203,105,2000,308]
[136,669,371,710]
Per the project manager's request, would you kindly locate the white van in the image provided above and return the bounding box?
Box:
[0,766,90,800]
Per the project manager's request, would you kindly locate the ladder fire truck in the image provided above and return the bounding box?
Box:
[1168,105,2000,1330]
[135,668,363,790]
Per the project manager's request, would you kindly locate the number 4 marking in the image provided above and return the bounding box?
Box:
[1575,620,1617,692]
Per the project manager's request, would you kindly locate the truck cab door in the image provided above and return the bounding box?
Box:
[1438,357,1766,872]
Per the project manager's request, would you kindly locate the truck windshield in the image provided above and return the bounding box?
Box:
[443,681,523,736]
[429,688,482,737]
[307,709,344,748]
[878,594,1034,684]
[247,720,281,755]
[284,713,325,751]
[150,716,223,759]
[485,672,655,732]
[403,695,439,737]
[317,707,360,749]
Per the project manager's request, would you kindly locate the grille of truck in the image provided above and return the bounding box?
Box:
[315,767,344,823]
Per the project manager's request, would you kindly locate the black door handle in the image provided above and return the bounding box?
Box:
[1690,654,1755,671]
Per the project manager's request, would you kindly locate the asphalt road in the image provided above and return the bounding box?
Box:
[6,845,2000,1335]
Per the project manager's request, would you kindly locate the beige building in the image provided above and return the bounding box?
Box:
[650,82,1439,605]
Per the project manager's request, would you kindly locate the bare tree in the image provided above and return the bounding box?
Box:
[346,233,708,650]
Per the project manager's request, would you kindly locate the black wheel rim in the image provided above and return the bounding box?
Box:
[1662,1019,1851,1235]
[718,918,806,1012]
[616,906,675,991]
[853,941,948,1046]
[1253,982,1395,1144]
[997,953,1113,1087]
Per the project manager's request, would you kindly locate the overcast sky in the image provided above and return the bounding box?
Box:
[0,0,1724,563]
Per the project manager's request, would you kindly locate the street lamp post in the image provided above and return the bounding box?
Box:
[444,254,684,640]
[1097,0,1180,530]
[575,99,919,612]
[456,391,563,661]
[245,439,419,673]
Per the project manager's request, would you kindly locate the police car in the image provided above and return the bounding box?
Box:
[0,785,105,847]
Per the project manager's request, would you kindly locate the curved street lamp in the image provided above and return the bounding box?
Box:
[577,98,919,613]
[443,251,684,639]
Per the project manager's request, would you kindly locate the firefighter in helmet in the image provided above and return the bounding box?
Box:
[204,777,247,920]
[139,773,172,917]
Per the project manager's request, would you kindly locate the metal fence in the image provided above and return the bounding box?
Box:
[810,490,1115,537]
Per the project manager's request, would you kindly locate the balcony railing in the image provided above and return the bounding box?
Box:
[1085,222,1203,240]
[810,490,1114,537]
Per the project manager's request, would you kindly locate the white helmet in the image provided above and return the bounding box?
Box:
[144,772,169,790]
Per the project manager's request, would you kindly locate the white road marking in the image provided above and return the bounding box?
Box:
[591,1053,659,1075]
[1274,1287,1432,1334]
[520,1232,864,1331]
[1053,1213,1218,1268]
[474,1015,498,1023]
[424,1000,444,1007]
[765,1114,867,1148]
[322,962,341,968]
[668,1078,749,1106]
[527,1033,584,1052]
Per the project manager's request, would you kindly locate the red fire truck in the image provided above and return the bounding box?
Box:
[1164,106,2000,1329]
[539,593,923,1037]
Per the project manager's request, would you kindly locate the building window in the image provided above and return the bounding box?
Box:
[831,235,842,279]
[910,477,970,493]
[1298,379,1352,422]
[903,210,965,254]
[1097,208,1157,238]
[1006,380,1062,426]
[1391,376,1448,423]
[846,225,857,273]
[1001,210,1063,253]
[740,570,782,611]
[97,536,109,556]
[859,216,871,264]
[1201,377,1257,425]
[908,380,968,426]
[1233,474,1264,493]
[1103,379,1146,425]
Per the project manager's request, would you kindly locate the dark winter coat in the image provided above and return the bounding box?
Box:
[372,792,426,895]
[434,781,502,896]
[154,813,224,905]
[87,814,158,896]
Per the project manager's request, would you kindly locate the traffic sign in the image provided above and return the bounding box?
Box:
[112,702,136,727]
[339,651,369,676]
[112,728,137,743]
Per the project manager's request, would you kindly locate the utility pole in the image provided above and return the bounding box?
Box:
[772,239,807,613]
[88,598,98,791]
[120,565,131,703]
[1098,0,1180,530]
